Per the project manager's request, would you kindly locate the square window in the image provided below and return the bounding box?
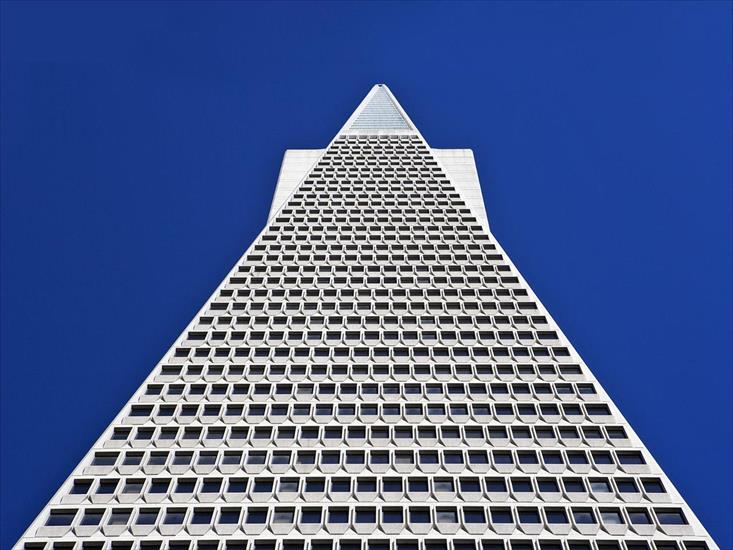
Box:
[163,509,185,525]
[272,508,295,524]
[355,508,376,523]
[218,509,241,524]
[382,508,404,523]
[656,509,687,525]
[642,479,666,493]
[133,510,158,528]
[108,509,131,526]
[518,509,540,524]
[70,480,92,495]
[435,509,458,523]
[629,510,652,524]
[80,510,104,526]
[301,509,322,524]
[545,509,568,524]
[486,478,507,492]
[464,508,486,523]
[572,509,597,524]
[328,508,349,524]
[600,509,624,524]
[490,509,513,524]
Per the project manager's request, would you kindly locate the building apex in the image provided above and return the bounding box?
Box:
[339,84,418,136]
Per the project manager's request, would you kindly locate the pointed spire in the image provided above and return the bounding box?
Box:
[350,86,411,130]
[339,84,418,136]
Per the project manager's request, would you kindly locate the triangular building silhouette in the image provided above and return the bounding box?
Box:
[16,85,717,550]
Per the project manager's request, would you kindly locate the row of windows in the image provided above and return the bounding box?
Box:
[256,240,490,251]
[267,226,477,236]
[287,188,463,198]
[186,327,553,341]
[43,504,690,534]
[275,204,475,216]
[269,228,481,240]
[242,252,498,264]
[194,315,547,331]
[310,152,436,160]
[150,368,592,400]
[283,178,462,190]
[246,251,499,262]
[234,254,506,269]
[196,311,535,325]
[270,211,474,222]
[199,305,541,319]
[298,174,446,184]
[285,194,460,205]
[279,187,468,199]
[307,165,442,174]
[272,215,476,225]
[296,178,450,188]
[181,331,560,348]
[295,174,451,183]
[275,201,467,212]
[313,153,433,161]
[292,173,449,186]
[179,328,557,344]
[311,151,437,159]
[273,205,474,215]
[224,277,518,289]
[243,253,500,265]
[288,192,459,202]
[217,289,522,303]
[270,211,471,223]
[153,362,578,381]
[298,179,451,189]
[241,250,499,263]
[141,381,599,404]
[288,192,464,203]
[290,181,460,190]
[286,174,455,185]
[334,134,423,141]
[260,230,482,241]
[67,474,667,503]
[238,265,503,278]
[243,253,505,266]
[311,160,442,170]
[125,412,616,436]
[202,302,533,317]
[88,449,646,474]
[251,240,495,253]
[221,278,522,292]
[286,172,459,183]
[184,329,554,346]
[109,426,630,454]
[266,219,481,232]
[169,347,571,364]
[265,223,479,234]
[311,156,436,164]
[272,206,476,220]
[33,539,700,550]
[215,292,524,304]
[130,398,604,420]
[21,537,713,550]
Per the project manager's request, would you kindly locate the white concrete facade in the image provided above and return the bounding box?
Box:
[14,85,718,550]
[270,148,488,232]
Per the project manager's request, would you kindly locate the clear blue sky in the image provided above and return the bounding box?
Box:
[1,1,731,547]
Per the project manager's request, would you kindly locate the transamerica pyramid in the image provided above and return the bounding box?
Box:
[16,85,717,550]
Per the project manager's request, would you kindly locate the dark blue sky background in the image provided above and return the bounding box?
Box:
[1,1,731,547]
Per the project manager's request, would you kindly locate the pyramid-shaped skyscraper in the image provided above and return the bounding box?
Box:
[16,85,717,550]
